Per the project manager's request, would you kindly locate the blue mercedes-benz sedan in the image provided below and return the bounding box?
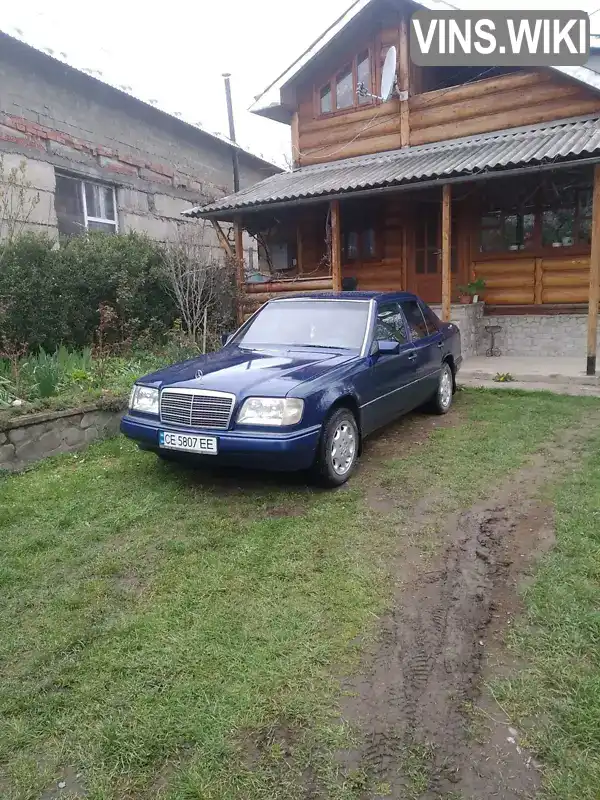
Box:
[121,292,462,486]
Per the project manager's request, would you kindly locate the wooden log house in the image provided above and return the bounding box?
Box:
[185,0,600,372]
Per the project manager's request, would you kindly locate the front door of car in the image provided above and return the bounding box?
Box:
[399,299,443,404]
[359,301,420,434]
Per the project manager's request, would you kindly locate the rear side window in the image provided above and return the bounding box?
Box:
[375,302,408,344]
[420,302,440,335]
[400,300,429,340]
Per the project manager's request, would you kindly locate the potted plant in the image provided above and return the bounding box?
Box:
[457,278,486,304]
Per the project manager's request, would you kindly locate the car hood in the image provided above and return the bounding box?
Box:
[141,345,356,397]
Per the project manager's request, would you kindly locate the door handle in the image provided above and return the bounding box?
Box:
[408,353,417,361]
[437,341,444,348]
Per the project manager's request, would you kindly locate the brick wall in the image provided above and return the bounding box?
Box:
[0,33,276,244]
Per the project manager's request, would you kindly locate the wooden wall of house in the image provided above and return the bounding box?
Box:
[341,195,407,291]
[292,0,600,166]
[409,71,600,147]
[297,67,600,165]
[295,22,405,166]
[473,255,591,305]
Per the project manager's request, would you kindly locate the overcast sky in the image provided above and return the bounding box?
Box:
[1,0,599,166]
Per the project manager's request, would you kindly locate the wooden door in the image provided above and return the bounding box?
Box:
[407,203,458,303]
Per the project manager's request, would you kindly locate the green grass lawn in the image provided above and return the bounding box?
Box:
[1,389,599,800]
[494,436,600,800]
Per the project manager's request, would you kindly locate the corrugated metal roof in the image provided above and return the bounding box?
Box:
[185,115,600,218]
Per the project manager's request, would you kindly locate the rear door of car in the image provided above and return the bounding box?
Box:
[359,300,420,433]
[399,299,443,403]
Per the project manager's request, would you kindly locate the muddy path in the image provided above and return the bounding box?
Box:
[339,414,600,800]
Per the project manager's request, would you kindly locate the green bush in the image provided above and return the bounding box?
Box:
[0,232,177,351]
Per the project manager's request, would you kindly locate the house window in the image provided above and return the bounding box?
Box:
[336,65,354,110]
[320,84,332,115]
[55,174,118,237]
[479,172,593,254]
[480,210,535,252]
[343,224,377,262]
[540,185,593,248]
[317,49,373,115]
[357,51,371,105]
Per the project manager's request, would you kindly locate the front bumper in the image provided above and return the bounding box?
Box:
[120,414,321,471]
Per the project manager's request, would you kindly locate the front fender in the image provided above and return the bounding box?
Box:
[314,383,362,426]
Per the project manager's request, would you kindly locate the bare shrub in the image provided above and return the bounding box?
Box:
[162,222,237,351]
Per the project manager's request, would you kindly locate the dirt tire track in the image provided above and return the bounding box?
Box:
[340,412,600,799]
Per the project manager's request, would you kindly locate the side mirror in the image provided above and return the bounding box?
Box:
[221,332,234,346]
[375,339,400,356]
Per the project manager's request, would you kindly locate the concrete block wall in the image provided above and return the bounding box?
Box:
[431,302,484,358]
[478,313,599,357]
[432,304,596,359]
[0,152,57,237]
[0,33,276,245]
[0,404,124,471]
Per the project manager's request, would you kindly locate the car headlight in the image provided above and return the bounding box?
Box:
[129,385,159,415]
[237,397,304,427]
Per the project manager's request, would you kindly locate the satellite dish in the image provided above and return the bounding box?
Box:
[380,46,397,101]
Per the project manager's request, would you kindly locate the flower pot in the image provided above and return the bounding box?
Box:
[458,294,472,304]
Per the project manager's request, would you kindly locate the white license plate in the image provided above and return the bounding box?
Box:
[159,431,218,455]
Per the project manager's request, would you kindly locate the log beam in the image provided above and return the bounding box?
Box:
[587,164,600,375]
[211,220,234,260]
[330,200,342,292]
[441,184,452,322]
[398,15,410,147]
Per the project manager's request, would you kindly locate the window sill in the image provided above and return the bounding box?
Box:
[484,304,589,316]
[317,101,376,120]
[474,246,591,261]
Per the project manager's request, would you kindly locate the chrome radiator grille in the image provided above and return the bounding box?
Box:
[160,389,235,430]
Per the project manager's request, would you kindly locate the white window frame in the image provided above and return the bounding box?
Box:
[79,180,119,233]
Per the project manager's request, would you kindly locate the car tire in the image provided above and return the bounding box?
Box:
[312,407,359,487]
[428,361,454,415]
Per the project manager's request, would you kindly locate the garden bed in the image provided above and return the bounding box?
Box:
[0,343,200,469]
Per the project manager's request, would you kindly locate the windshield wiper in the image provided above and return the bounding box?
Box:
[288,344,352,350]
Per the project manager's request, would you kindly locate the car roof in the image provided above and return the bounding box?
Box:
[268,291,419,302]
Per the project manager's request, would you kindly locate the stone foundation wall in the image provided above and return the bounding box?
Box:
[478,313,599,357]
[431,302,484,358]
[0,403,124,472]
[432,305,598,358]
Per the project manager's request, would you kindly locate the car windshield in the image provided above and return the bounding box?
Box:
[235,299,370,351]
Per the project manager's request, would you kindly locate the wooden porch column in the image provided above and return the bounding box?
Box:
[587,165,600,375]
[398,16,410,147]
[330,199,342,292]
[441,184,452,322]
[233,218,245,325]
